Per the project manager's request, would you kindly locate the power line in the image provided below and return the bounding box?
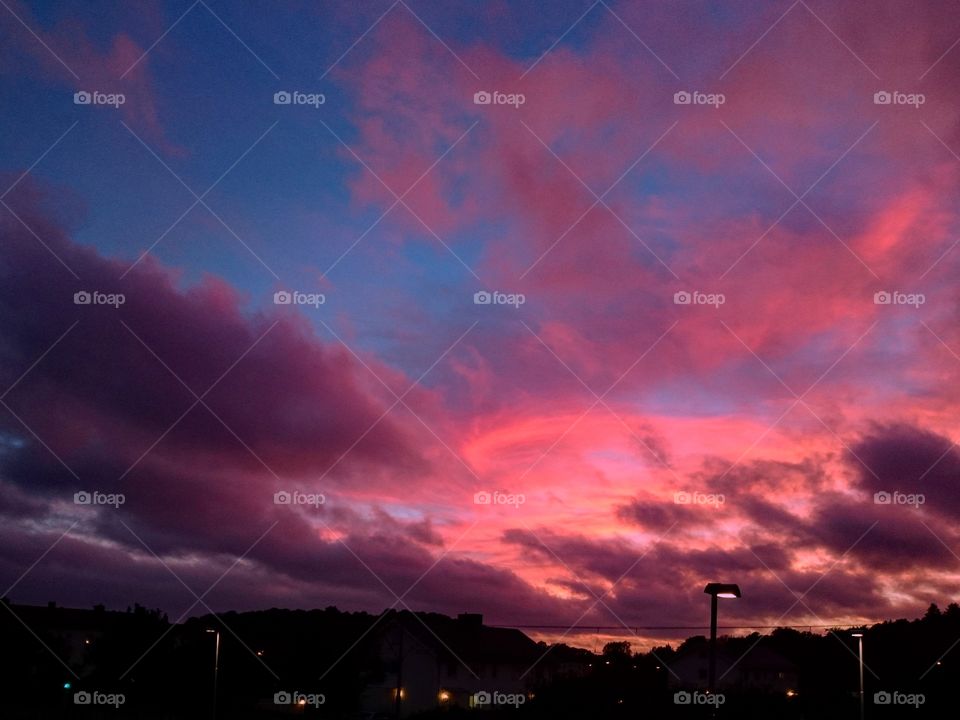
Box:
[492,624,860,631]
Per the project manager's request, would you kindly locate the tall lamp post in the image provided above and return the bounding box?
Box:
[206,629,220,720]
[703,583,741,694]
[852,633,864,720]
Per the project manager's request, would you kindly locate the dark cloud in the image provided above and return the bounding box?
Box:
[848,423,960,519]
[0,186,428,535]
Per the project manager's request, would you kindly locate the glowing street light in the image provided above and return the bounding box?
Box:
[703,583,741,693]
[852,633,864,720]
[205,629,220,720]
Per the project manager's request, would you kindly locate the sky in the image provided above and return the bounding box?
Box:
[2,0,960,652]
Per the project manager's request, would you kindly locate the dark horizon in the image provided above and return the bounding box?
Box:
[5,595,960,717]
[6,593,957,647]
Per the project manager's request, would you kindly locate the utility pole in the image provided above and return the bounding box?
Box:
[205,629,220,720]
[708,592,718,693]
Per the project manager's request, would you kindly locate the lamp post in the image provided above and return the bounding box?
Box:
[206,629,220,720]
[852,633,864,720]
[703,583,741,694]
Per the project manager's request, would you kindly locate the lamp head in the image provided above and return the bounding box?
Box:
[704,582,741,598]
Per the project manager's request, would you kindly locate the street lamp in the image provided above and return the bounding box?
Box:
[704,583,741,693]
[205,629,220,720]
[852,633,864,720]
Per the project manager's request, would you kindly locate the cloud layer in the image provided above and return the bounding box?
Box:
[2,0,960,649]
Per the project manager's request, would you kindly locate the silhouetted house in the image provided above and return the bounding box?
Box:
[361,611,542,717]
[669,644,798,694]
[543,643,594,679]
[3,601,145,672]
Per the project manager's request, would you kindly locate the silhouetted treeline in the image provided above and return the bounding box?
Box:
[4,599,960,718]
